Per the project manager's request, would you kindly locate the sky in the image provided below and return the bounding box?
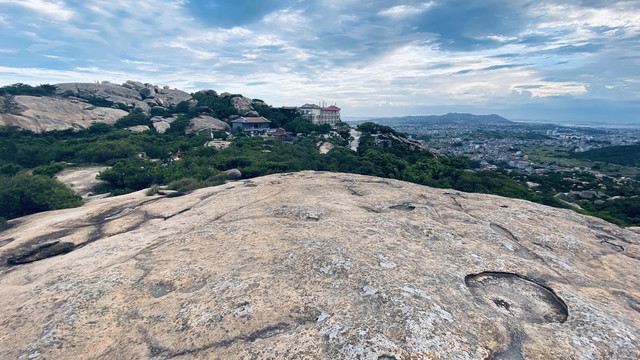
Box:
[0,0,639,124]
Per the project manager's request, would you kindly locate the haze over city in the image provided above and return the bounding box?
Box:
[0,0,639,125]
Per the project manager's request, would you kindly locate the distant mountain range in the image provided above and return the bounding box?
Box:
[364,113,513,126]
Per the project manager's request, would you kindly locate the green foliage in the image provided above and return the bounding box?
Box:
[86,96,114,107]
[0,83,56,97]
[114,112,150,129]
[97,158,164,193]
[150,106,172,118]
[0,120,636,227]
[357,122,400,136]
[284,118,330,134]
[32,161,66,177]
[146,184,160,196]
[569,145,640,166]
[190,91,238,119]
[0,163,21,176]
[165,115,191,135]
[166,178,200,192]
[0,173,82,220]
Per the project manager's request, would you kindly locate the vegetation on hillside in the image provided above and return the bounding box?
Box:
[569,145,640,167]
[0,83,57,97]
[0,85,638,227]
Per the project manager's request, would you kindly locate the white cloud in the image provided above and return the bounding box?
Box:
[0,0,74,21]
[378,2,434,19]
[513,81,588,98]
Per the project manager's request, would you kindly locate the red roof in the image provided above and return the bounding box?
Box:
[231,116,271,123]
[321,107,340,111]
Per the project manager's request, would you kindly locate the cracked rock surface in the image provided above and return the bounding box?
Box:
[0,171,639,359]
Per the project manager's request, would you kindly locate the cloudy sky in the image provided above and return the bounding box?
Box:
[0,0,639,124]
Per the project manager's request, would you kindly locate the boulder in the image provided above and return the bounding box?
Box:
[223,168,242,180]
[55,81,191,115]
[230,96,259,117]
[0,95,128,132]
[185,115,230,134]
[125,125,150,132]
[151,116,177,134]
[0,172,638,359]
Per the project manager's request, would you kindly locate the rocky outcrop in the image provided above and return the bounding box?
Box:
[0,172,638,359]
[185,115,230,134]
[151,115,177,134]
[219,93,260,117]
[0,95,128,132]
[55,166,109,200]
[318,141,335,154]
[125,125,150,133]
[56,80,191,114]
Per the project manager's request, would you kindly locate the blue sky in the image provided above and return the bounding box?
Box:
[0,0,639,124]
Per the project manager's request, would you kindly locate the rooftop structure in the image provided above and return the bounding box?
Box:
[299,103,341,126]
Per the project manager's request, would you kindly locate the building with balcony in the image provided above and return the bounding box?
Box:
[298,104,341,126]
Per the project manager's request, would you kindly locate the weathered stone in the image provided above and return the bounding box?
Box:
[185,115,230,134]
[150,115,177,134]
[56,81,191,116]
[318,141,335,154]
[6,240,74,265]
[55,166,109,200]
[0,172,638,359]
[0,95,128,132]
[139,87,155,99]
[125,125,150,133]
[223,168,242,180]
[230,96,258,116]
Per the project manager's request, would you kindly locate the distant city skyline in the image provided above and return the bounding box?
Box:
[0,0,638,124]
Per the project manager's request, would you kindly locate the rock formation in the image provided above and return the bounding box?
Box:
[0,172,638,359]
[185,115,231,134]
[55,166,109,200]
[219,93,262,117]
[0,95,128,132]
[56,80,191,114]
[151,115,177,134]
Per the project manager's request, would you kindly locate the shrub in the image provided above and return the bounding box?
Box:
[32,161,66,177]
[166,178,200,192]
[146,184,160,196]
[0,173,82,220]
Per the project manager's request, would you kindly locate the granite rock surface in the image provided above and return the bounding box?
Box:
[0,171,638,359]
[0,95,128,132]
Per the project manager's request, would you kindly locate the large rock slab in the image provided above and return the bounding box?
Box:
[185,115,230,134]
[0,95,128,132]
[0,172,638,359]
[55,166,109,200]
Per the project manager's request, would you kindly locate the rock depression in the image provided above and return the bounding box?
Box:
[0,171,638,359]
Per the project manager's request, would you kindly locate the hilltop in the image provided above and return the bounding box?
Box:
[0,81,273,133]
[0,171,638,359]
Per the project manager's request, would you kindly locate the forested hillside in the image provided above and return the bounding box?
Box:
[0,83,638,227]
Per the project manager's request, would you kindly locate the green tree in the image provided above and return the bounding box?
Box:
[0,174,82,220]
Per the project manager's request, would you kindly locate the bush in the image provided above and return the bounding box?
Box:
[166,178,200,192]
[86,96,114,107]
[146,184,160,196]
[32,161,66,177]
[0,173,82,220]
[0,163,21,176]
[115,113,150,128]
